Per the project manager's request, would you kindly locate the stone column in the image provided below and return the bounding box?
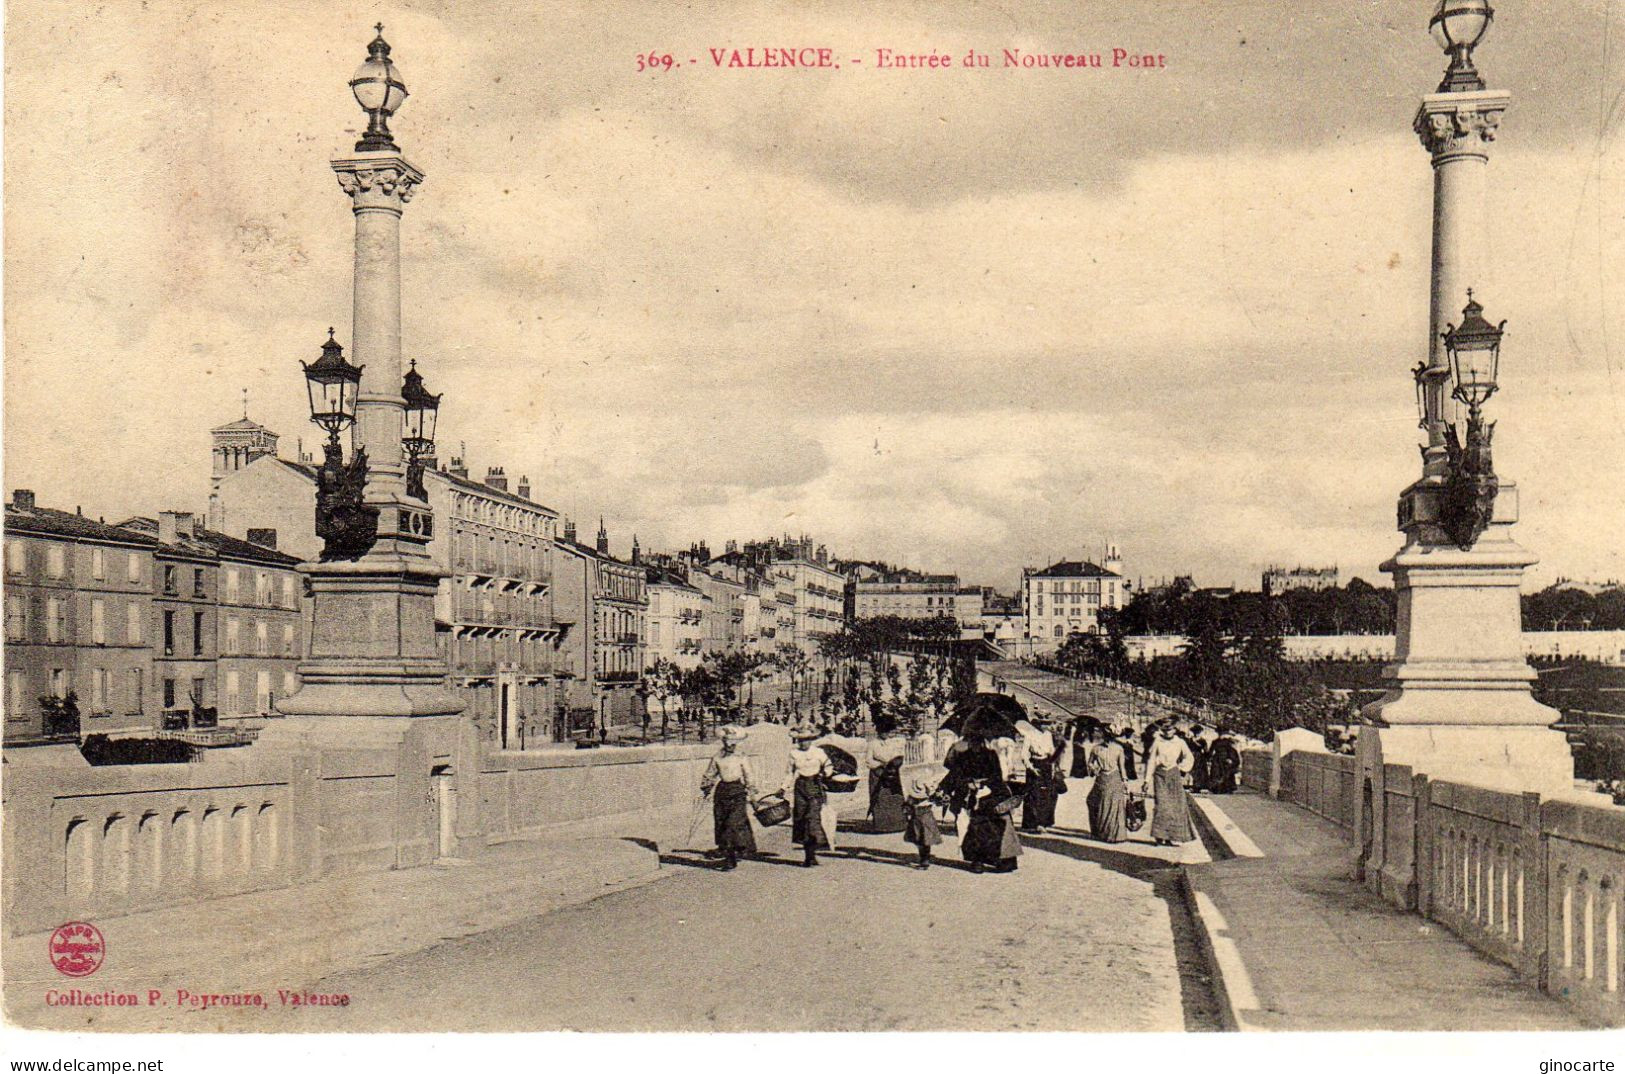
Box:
[273,154,461,721]
[1359,78,1572,806]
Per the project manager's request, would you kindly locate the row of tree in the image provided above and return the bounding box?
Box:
[1051,594,1362,742]
[1108,578,1625,637]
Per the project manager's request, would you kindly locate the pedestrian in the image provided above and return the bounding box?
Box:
[866,717,908,834]
[943,733,1021,874]
[1087,727,1130,843]
[1184,723,1212,793]
[787,724,835,867]
[1206,733,1241,794]
[1020,721,1059,833]
[1145,720,1196,846]
[699,726,759,870]
[1117,726,1140,782]
[900,761,944,870]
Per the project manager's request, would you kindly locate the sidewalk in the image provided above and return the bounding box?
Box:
[4,835,661,1030]
[1185,791,1587,1031]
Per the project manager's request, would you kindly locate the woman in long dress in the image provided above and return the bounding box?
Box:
[866,725,908,834]
[1206,734,1241,794]
[1088,731,1129,843]
[699,726,758,870]
[943,734,1021,874]
[1145,720,1196,846]
[787,727,835,867]
[1020,726,1059,833]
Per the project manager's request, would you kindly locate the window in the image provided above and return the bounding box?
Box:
[192,568,205,598]
[127,602,142,644]
[226,569,239,602]
[163,565,177,596]
[190,676,206,707]
[162,678,175,709]
[90,599,105,645]
[255,671,271,712]
[89,668,109,712]
[193,611,205,656]
[282,623,296,657]
[50,668,67,699]
[91,547,105,580]
[128,669,143,714]
[46,544,65,578]
[225,671,241,714]
[282,671,296,699]
[255,572,270,605]
[254,621,268,656]
[5,597,23,642]
[226,617,241,654]
[1054,625,1063,638]
[163,611,175,656]
[46,598,65,643]
[282,575,297,608]
[5,540,23,574]
[127,552,141,584]
[5,669,25,716]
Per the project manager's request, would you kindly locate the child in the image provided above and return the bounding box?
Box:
[900,760,946,870]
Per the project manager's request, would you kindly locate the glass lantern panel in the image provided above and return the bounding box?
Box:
[352,61,389,111]
[383,73,407,114]
[1440,4,1491,49]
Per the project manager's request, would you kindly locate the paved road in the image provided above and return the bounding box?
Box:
[243,777,1223,1033]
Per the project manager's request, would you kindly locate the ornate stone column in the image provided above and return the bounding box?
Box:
[276,44,461,722]
[1358,49,1570,823]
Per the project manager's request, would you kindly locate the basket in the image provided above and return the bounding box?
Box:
[822,773,860,794]
[752,793,791,826]
[1125,796,1148,832]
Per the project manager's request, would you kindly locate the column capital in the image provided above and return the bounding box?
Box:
[331,152,425,211]
[1414,89,1510,164]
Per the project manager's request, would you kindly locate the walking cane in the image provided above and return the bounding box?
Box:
[683,786,712,850]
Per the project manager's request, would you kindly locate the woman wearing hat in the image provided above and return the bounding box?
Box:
[700,726,759,870]
[786,725,835,867]
[942,733,1020,873]
[1144,719,1196,846]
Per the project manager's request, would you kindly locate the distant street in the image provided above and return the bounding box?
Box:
[246,778,1221,1033]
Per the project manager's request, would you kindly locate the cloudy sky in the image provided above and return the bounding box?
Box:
[5,0,1622,592]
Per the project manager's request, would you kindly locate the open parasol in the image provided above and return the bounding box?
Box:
[943,692,1026,740]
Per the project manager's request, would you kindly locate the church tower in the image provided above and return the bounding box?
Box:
[208,393,280,529]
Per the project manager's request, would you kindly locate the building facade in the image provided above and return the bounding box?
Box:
[3,491,157,743]
[588,523,647,729]
[428,465,559,750]
[1262,565,1341,596]
[117,512,305,724]
[644,567,707,669]
[1022,557,1128,648]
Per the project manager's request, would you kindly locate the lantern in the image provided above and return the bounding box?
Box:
[1443,291,1505,417]
[401,359,441,460]
[350,24,409,152]
[1429,1,1494,92]
[301,329,364,442]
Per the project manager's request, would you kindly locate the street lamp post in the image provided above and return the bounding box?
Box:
[275,26,463,724]
[1356,3,1570,880]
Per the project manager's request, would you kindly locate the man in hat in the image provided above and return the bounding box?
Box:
[700,726,759,870]
[786,725,835,867]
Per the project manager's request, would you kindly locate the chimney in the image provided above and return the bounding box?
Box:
[158,510,195,545]
[246,528,278,551]
[485,466,507,492]
[10,490,34,511]
[516,475,531,500]
[448,456,469,480]
[631,534,641,565]
[563,519,577,544]
[596,517,609,555]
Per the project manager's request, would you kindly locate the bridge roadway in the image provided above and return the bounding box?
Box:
[178,771,1225,1033]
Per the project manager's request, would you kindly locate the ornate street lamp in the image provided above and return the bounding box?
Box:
[1429,1,1494,93]
[301,328,364,447]
[400,359,441,500]
[1439,292,1505,550]
[1444,290,1504,420]
[349,23,409,153]
[300,329,377,561]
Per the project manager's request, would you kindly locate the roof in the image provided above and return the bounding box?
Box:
[1029,560,1121,579]
[5,503,157,547]
[271,457,558,518]
[211,417,273,434]
[645,566,701,593]
[117,517,301,567]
